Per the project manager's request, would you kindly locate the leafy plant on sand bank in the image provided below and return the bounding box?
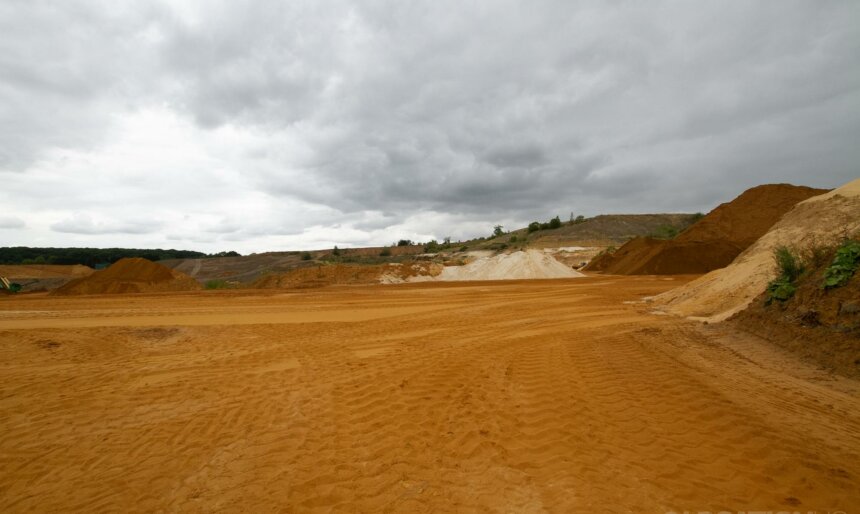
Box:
[823,239,860,289]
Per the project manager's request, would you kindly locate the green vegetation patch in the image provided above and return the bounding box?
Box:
[823,239,860,289]
[649,225,680,240]
[765,246,804,304]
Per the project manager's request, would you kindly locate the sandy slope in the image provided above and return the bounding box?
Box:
[1,278,858,512]
[653,178,860,321]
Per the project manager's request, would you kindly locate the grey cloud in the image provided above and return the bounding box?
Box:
[1,1,859,251]
[0,216,25,229]
[51,214,164,235]
[0,2,167,169]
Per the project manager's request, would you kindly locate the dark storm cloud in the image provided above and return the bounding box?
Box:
[1,1,859,250]
[154,0,858,214]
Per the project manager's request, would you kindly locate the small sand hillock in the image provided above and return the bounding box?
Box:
[432,250,583,281]
[652,178,860,321]
[51,258,201,295]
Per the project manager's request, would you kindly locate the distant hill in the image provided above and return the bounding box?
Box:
[160,246,426,285]
[467,213,701,250]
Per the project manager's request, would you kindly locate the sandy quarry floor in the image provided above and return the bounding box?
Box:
[1,277,859,512]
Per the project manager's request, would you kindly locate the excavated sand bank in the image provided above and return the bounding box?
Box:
[653,178,860,321]
[587,184,826,274]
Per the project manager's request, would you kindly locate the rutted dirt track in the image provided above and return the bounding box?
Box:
[1,277,858,512]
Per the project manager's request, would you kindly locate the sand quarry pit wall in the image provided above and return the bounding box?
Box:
[652,178,860,322]
[585,183,827,275]
[0,264,94,280]
[51,258,201,296]
[253,262,443,289]
[252,251,582,287]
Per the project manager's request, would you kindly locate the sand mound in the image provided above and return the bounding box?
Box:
[52,258,201,296]
[585,184,827,275]
[432,250,584,281]
[652,178,860,321]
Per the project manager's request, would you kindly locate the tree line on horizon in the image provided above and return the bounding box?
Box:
[0,247,240,267]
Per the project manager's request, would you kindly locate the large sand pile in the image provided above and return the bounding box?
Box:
[432,250,584,281]
[652,178,860,321]
[585,184,826,274]
[52,258,201,296]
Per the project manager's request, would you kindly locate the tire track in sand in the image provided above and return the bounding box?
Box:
[1,277,858,512]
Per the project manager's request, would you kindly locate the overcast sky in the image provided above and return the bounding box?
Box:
[1,1,858,253]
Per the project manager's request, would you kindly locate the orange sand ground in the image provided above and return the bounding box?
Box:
[1,277,858,512]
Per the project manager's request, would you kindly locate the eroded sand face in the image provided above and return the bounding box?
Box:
[1,278,859,512]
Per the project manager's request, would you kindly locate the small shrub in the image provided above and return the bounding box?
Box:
[650,225,680,240]
[765,246,804,304]
[459,245,468,252]
[823,239,860,289]
[379,247,392,257]
[801,242,831,269]
[301,252,312,261]
[548,216,562,229]
[424,240,440,253]
[397,239,412,247]
[205,279,230,290]
[493,225,504,238]
[509,235,517,243]
[775,246,803,282]
[332,246,341,256]
[765,277,796,304]
[527,222,541,233]
[7,283,22,293]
